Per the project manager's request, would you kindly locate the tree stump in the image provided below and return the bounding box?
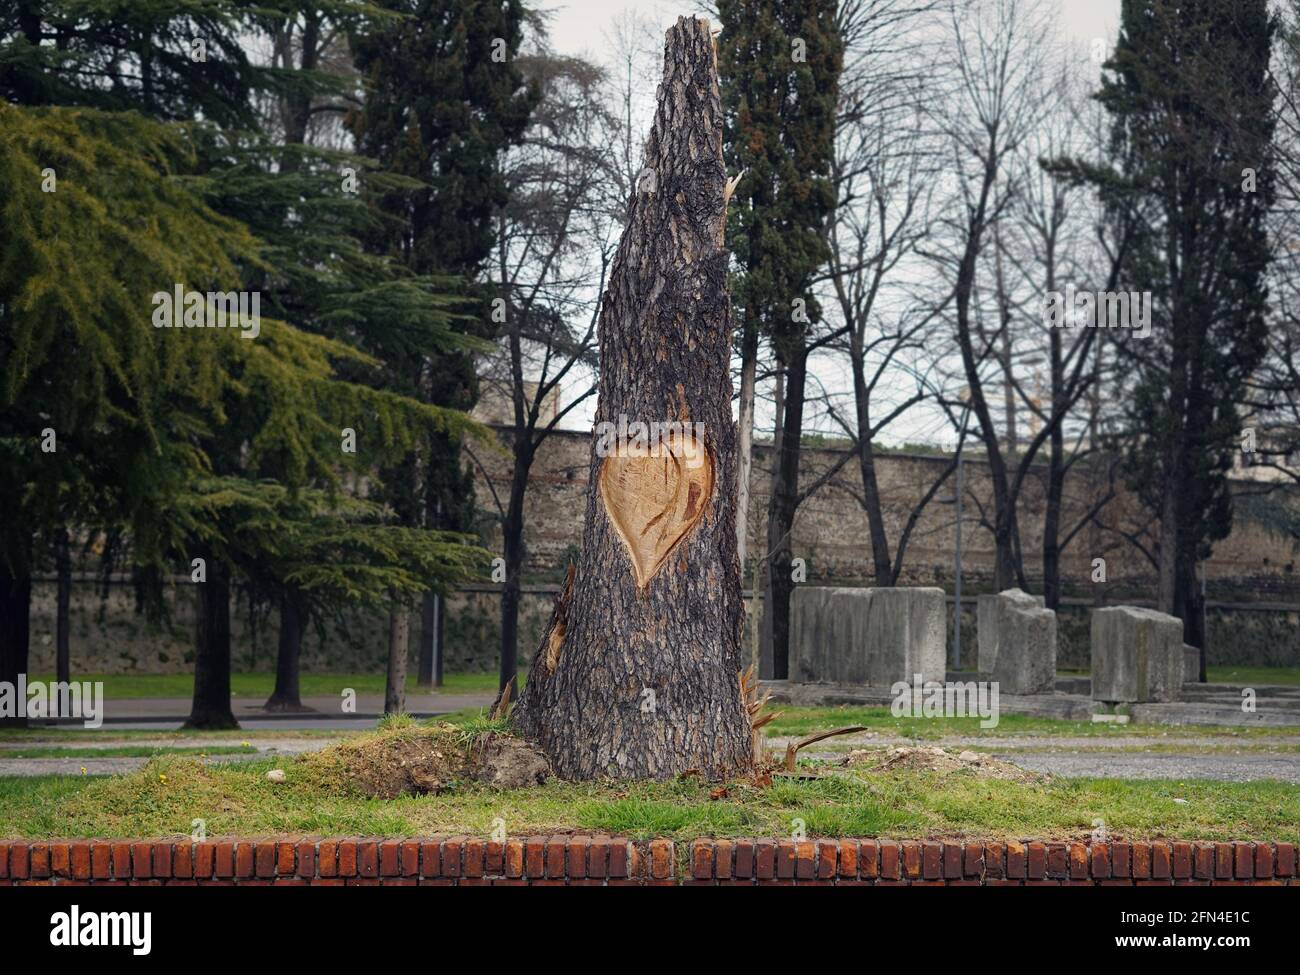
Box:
[514,17,752,780]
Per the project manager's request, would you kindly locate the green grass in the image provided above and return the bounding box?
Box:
[24,671,501,699]
[0,752,1294,843]
[1206,666,1300,687]
[762,706,1300,740]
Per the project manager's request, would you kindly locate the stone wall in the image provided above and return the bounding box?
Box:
[25,427,1300,676]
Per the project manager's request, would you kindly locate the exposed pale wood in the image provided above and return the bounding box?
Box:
[599,430,715,588]
[782,726,868,773]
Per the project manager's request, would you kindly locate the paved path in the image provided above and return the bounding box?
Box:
[0,736,343,777]
[27,691,497,731]
[998,751,1300,783]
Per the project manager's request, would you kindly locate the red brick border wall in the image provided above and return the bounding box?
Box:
[0,837,1294,886]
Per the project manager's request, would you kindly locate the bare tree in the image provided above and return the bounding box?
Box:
[476,45,619,694]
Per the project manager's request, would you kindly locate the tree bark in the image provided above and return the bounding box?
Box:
[264,590,311,712]
[514,17,752,780]
[55,531,71,685]
[734,309,758,570]
[761,345,807,679]
[0,564,31,729]
[385,599,409,715]
[498,442,532,694]
[186,556,238,730]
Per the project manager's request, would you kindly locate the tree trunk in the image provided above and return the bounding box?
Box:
[735,309,758,570]
[264,590,311,712]
[186,557,238,730]
[498,445,531,694]
[850,343,893,587]
[515,17,752,780]
[384,600,409,715]
[762,346,807,680]
[0,564,32,729]
[55,531,71,685]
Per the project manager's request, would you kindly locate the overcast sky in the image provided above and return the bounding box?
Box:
[526,1,1124,443]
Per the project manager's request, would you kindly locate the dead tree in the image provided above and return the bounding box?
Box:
[514,17,752,780]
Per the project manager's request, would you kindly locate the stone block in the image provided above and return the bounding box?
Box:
[1091,606,1184,703]
[977,588,1056,695]
[791,586,945,687]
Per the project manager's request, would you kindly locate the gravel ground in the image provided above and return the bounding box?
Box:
[994,751,1300,783]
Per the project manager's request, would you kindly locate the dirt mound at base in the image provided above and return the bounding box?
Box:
[296,723,471,799]
[844,745,1044,783]
[297,723,552,799]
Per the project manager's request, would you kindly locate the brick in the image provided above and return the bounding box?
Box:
[130,843,151,879]
[1253,844,1274,880]
[1111,841,1131,878]
[1026,842,1046,879]
[153,842,173,878]
[28,844,49,879]
[336,840,357,877]
[860,841,879,879]
[901,841,922,879]
[755,840,776,879]
[277,842,295,876]
[379,841,401,877]
[734,840,755,879]
[1046,843,1067,879]
[0,842,8,880]
[1234,842,1253,879]
[464,839,486,879]
[443,838,464,878]
[112,842,132,878]
[234,842,254,878]
[795,841,816,881]
[356,841,378,878]
[984,842,1004,879]
[70,843,91,881]
[1131,843,1151,879]
[564,838,587,880]
[920,842,940,880]
[401,841,420,877]
[1193,844,1214,880]
[297,842,315,878]
[650,839,673,881]
[608,840,629,879]
[817,840,837,880]
[692,841,713,881]
[51,843,70,877]
[419,842,440,878]
[1151,841,1171,879]
[1172,842,1192,879]
[715,840,733,881]
[319,841,338,878]
[193,843,215,879]
[503,839,524,879]
[879,841,900,880]
[255,842,276,878]
[942,843,962,879]
[1069,843,1088,880]
[524,837,545,878]
[1275,843,1295,878]
[1090,843,1110,880]
[483,840,504,876]
[173,842,193,880]
[91,843,111,880]
[773,840,793,879]
[838,840,858,879]
[1215,843,1232,878]
[545,836,566,879]
[964,843,983,878]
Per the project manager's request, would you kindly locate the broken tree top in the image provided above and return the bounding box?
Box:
[514,16,753,781]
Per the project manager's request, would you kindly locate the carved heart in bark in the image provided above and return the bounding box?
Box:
[598,429,714,589]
